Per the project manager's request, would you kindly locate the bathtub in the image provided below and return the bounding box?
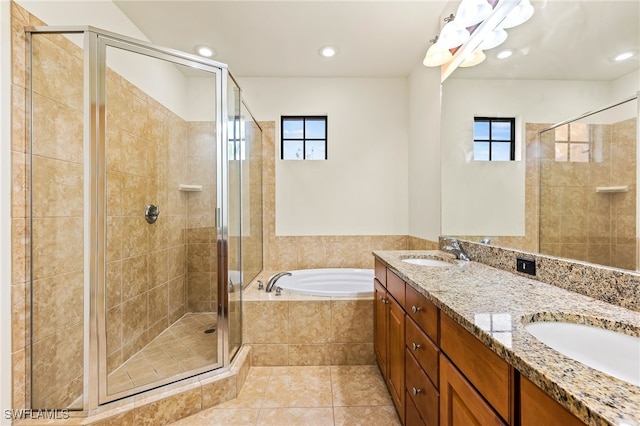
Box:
[270,268,374,297]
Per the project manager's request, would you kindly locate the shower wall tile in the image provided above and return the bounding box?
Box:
[11,150,27,219]
[11,85,26,152]
[31,270,83,343]
[11,282,27,353]
[11,217,27,285]
[11,349,26,410]
[31,156,83,217]
[31,216,83,280]
[32,92,83,163]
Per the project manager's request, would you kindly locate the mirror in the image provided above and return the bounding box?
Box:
[441,0,640,271]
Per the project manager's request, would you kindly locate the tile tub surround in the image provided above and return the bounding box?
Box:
[374,250,640,426]
[242,272,375,367]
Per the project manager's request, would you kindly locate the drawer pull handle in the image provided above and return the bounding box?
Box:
[380,297,389,304]
[411,305,422,313]
[412,387,422,395]
[412,342,421,351]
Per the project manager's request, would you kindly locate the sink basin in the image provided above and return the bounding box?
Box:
[525,321,640,386]
[401,258,454,267]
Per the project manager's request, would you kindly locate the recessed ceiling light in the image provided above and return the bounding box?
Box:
[497,49,513,59]
[195,45,216,58]
[319,46,337,58]
[614,51,635,62]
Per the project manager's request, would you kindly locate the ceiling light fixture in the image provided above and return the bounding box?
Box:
[455,0,492,27]
[499,0,534,29]
[459,49,486,67]
[437,14,471,49]
[195,45,216,58]
[478,28,508,50]
[319,46,337,58]
[614,51,635,62]
[423,36,453,67]
[497,49,513,59]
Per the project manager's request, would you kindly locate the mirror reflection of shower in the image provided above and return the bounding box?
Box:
[538,97,638,270]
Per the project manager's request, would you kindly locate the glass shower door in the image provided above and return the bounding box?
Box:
[99,39,223,402]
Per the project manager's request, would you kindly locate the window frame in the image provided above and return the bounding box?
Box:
[280,115,328,160]
[473,116,516,161]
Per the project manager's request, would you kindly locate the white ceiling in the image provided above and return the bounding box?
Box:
[113,0,640,81]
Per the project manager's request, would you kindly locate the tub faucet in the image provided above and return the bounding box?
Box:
[266,272,291,292]
[443,239,471,261]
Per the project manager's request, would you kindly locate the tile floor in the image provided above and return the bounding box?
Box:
[170,365,401,425]
[108,313,218,393]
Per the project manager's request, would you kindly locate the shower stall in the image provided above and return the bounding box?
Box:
[26,26,263,409]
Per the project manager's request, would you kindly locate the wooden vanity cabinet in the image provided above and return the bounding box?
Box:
[520,376,585,426]
[440,313,514,424]
[440,354,507,426]
[374,262,405,423]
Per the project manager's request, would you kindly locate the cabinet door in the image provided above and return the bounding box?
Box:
[387,295,406,423]
[440,355,506,426]
[374,278,388,377]
[521,376,585,426]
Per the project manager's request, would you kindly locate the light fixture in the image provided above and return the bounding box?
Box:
[195,45,215,58]
[496,49,513,59]
[459,49,486,67]
[423,36,453,67]
[437,14,471,49]
[478,28,508,50]
[319,46,337,58]
[614,51,635,62]
[499,0,534,29]
[455,0,493,27]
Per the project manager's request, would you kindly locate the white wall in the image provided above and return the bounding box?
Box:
[1,2,13,423]
[441,78,611,236]
[16,0,215,121]
[408,64,442,241]
[239,77,409,236]
[610,69,640,102]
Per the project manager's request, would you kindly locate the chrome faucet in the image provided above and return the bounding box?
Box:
[443,238,471,261]
[265,271,292,292]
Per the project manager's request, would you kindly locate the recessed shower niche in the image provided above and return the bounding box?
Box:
[27,26,263,409]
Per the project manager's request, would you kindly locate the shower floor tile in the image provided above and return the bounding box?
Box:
[107,312,218,394]
[169,365,401,426]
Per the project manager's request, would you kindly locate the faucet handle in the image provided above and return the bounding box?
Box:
[275,286,282,296]
[257,280,264,290]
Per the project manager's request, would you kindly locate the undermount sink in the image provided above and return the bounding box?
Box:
[524,321,640,386]
[401,258,454,267]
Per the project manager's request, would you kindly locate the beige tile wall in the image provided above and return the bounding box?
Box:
[243,295,375,367]
[13,4,85,408]
[104,59,191,378]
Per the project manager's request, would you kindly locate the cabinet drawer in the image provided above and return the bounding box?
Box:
[405,349,438,426]
[405,316,439,388]
[386,269,406,306]
[405,390,426,426]
[375,258,387,286]
[440,313,512,422]
[405,284,439,342]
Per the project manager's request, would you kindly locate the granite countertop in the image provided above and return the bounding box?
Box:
[373,250,640,426]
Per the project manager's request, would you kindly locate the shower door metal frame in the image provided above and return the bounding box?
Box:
[26,26,236,409]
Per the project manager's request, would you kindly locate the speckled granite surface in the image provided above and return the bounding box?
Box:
[373,250,640,426]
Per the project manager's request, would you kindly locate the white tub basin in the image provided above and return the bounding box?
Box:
[401,258,454,267]
[525,321,640,386]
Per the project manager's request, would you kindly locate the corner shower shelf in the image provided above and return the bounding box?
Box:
[595,185,629,193]
[179,184,203,192]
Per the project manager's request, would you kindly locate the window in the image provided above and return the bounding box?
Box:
[281,116,327,160]
[473,117,516,161]
[554,123,589,162]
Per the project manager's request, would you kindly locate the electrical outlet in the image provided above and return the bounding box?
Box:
[516,257,536,276]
